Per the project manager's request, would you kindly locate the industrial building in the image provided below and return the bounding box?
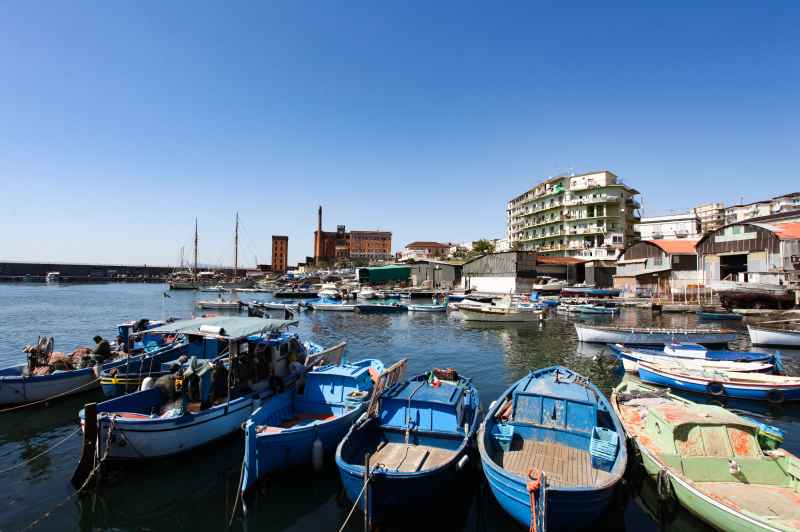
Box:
[461,252,585,294]
[613,240,699,297]
[313,206,392,264]
[407,260,462,289]
[271,235,288,273]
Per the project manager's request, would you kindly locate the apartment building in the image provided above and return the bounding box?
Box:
[725,193,800,225]
[636,213,701,241]
[691,202,726,234]
[506,170,640,260]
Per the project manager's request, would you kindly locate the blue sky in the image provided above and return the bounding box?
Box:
[1,2,798,266]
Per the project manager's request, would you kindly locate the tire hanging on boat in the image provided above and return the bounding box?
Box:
[767,389,784,404]
[706,382,725,396]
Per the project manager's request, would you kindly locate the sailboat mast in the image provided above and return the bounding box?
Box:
[193,218,198,282]
[234,212,239,278]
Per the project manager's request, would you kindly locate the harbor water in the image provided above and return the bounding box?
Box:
[1,283,798,531]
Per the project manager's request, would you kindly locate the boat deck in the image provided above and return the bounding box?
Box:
[500,440,613,488]
[370,441,456,473]
[701,482,800,528]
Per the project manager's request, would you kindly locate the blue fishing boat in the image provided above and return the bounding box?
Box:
[0,319,169,406]
[355,302,408,314]
[696,310,743,321]
[478,366,627,530]
[609,343,779,374]
[240,358,384,493]
[579,304,618,315]
[336,363,480,525]
[73,318,345,479]
[637,360,800,403]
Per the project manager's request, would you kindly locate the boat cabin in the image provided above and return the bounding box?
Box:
[379,378,471,435]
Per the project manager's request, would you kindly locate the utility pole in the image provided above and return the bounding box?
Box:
[234,212,239,278]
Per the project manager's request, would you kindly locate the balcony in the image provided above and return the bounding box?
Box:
[563,194,620,206]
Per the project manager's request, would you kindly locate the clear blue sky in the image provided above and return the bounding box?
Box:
[1,2,798,266]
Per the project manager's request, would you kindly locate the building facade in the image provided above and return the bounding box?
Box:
[613,240,699,297]
[725,193,800,226]
[270,235,288,273]
[408,260,462,289]
[399,241,450,261]
[313,206,391,264]
[506,170,640,260]
[636,213,701,241]
[691,202,726,234]
[350,231,392,261]
[696,221,800,287]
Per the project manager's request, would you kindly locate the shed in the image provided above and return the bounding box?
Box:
[357,265,411,284]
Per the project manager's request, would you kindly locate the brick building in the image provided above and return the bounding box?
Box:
[313,206,392,264]
[271,235,288,273]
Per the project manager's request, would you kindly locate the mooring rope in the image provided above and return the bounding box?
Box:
[0,378,101,414]
[227,456,247,530]
[17,416,116,532]
[337,469,373,532]
[0,426,82,475]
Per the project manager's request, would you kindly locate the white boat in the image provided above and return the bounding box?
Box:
[199,285,226,293]
[251,301,300,311]
[531,276,566,292]
[317,283,342,300]
[196,300,241,310]
[459,297,543,322]
[308,302,356,312]
[748,322,800,347]
[575,323,737,345]
[357,286,378,299]
[45,272,61,283]
[613,346,774,374]
[407,303,447,312]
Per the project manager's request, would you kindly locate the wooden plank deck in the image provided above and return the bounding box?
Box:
[501,439,612,488]
[370,441,457,473]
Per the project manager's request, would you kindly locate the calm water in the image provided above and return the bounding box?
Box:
[1,283,799,532]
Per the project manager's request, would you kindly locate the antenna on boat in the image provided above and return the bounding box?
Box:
[234,212,239,279]
[193,218,199,283]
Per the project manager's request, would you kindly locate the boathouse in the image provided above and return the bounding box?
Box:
[461,252,584,294]
[613,240,699,297]
[696,221,800,287]
[407,260,462,289]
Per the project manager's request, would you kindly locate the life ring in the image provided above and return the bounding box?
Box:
[706,382,725,396]
[767,389,784,404]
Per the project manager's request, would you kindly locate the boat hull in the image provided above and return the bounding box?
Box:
[748,325,800,347]
[575,324,736,345]
[355,304,407,314]
[637,364,800,402]
[459,308,540,322]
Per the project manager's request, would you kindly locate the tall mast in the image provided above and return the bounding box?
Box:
[193,218,198,282]
[234,212,239,278]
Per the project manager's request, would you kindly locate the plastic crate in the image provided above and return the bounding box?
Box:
[590,426,618,463]
[492,423,514,452]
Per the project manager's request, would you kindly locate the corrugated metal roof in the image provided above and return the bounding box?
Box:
[405,241,450,249]
[147,317,296,338]
[649,239,699,255]
[535,256,586,265]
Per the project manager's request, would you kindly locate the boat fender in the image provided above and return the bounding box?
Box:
[312,433,324,472]
[656,468,672,501]
[767,389,784,405]
[140,376,155,391]
[706,382,725,396]
[456,454,469,471]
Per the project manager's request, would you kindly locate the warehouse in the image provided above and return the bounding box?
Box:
[461,252,584,294]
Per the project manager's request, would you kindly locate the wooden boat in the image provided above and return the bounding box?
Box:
[610,345,774,374]
[478,366,627,530]
[748,321,800,347]
[579,304,618,315]
[336,363,480,524]
[0,320,168,406]
[696,310,743,321]
[574,323,737,345]
[637,360,800,403]
[406,303,447,312]
[710,280,795,309]
[307,302,357,312]
[73,318,345,474]
[609,343,779,375]
[195,300,241,310]
[355,303,408,314]
[240,358,384,493]
[612,379,800,531]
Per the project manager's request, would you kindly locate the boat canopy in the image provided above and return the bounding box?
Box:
[356,265,411,283]
[146,317,297,339]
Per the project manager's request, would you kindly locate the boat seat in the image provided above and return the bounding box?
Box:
[370,441,454,472]
[499,438,614,488]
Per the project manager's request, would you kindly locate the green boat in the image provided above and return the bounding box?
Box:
[611,379,800,531]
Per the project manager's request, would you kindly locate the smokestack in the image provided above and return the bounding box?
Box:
[318,206,322,233]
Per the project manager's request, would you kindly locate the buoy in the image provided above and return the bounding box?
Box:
[312,434,324,471]
[140,376,154,391]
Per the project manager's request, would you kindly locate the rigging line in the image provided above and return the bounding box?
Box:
[0,378,101,414]
[0,426,82,475]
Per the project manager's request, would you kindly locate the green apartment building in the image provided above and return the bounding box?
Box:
[507,170,641,259]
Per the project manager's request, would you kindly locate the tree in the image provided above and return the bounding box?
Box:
[472,239,496,254]
[510,240,524,251]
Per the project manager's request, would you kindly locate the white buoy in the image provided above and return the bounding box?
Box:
[140,376,155,391]
[312,434,324,471]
